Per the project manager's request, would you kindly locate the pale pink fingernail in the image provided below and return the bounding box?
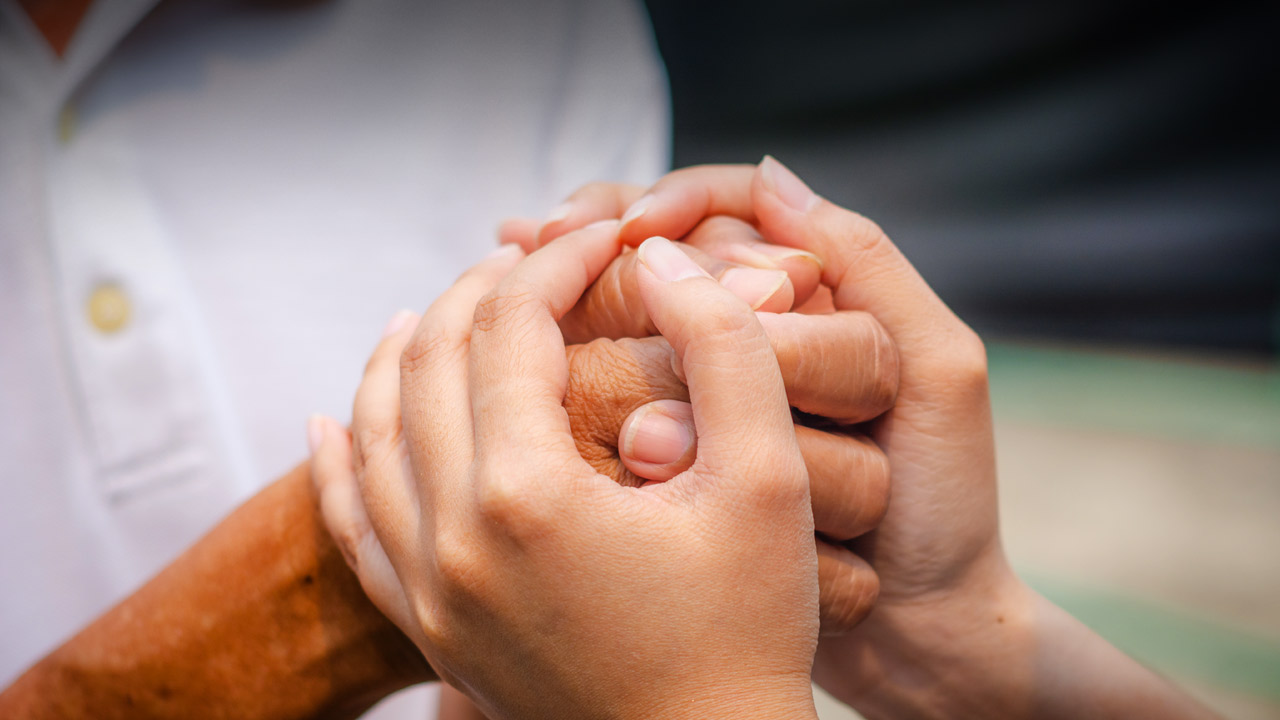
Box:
[485,244,524,260]
[381,309,415,338]
[585,218,621,231]
[751,244,824,270]
[307,414,326,454]
[544,202,573,225]
[620,195,653,226]
[623,406,693,466]
[719,268,790,310]
[760,155,819,213]
[637,236,712,282]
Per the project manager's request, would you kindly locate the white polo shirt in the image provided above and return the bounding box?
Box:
[0,0,668,713]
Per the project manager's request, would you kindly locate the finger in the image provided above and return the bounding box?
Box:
[568,334,888,538]
[308,414,414,631]
[498,217,540,254]
[559,243,793,344]
[751,156,978,362]
[400,246,527,498]
[796,426,889,541]
[468,221,622,476]
[816,540,879,636]
[617,400,696,483]
[634,235,804,499]
[617,407,888,538]
[617,164,757,247]
[350,309,422,562]
[535,181,646,248]
[757,311,899,423]
[681,215,823,308]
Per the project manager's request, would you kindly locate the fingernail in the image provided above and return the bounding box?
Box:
[724,243,825,273]
[719,268,790,310]
[637,236,712,282]
[751,244,824,270]
[585,218,621,231]
[623,406,693,466]
[760,155,819,213]
[307,414,326,454]
[620,195,653,226]
[544,202,573,225]
[381,309,415,338]
[485,243,523,260]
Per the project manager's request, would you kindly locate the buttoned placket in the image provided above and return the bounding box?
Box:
[14,0,224,500]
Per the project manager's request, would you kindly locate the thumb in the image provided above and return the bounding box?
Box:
[617,400,697,483]
[752,156,978,359]
[634,236,806,502]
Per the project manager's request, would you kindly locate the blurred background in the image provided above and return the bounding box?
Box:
[641,1,1279,716]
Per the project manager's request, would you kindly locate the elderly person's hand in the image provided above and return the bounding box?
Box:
[312,224,826,719]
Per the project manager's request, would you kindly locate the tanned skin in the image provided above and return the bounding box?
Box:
[0,464,433,719]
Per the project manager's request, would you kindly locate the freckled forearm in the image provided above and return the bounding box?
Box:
[0,464,433,719]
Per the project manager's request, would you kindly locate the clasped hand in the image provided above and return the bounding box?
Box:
[311,159,1210,720]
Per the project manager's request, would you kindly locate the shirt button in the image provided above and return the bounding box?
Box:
[87,283,131,334]
[58,103,77,144]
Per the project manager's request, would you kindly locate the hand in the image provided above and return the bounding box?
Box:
[314,223,822,720]
[603,158,1219,720]
[314,234,895,633]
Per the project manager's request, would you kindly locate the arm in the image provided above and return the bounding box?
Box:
[0,464,433,720]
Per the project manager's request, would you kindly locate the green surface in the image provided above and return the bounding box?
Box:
[989,342,1280,705]
[1026,572,1280,701]
[987,342,1280,449]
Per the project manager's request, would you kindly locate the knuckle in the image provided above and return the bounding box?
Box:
[694,215,756,243]
[352,423,399,478]
[432,525,487,601]
[412,592,457,658]
[472,285,541,336]
[819,555,880,635]
[473,455,567,537]
[844,212,890,253]
[329,522,366,573]
[751,455,811,511]
[941,325,989,391]
[400,321,464,381]
[475,473,537,527]
[686,291,761,343]
[865,319,900,413]
[850,442,891,533]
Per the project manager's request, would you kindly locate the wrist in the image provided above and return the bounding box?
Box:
[646,675,819,720]
[832,560,1041,720]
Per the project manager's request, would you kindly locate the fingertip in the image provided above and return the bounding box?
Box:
[381,309,417,339]
[497,217,540,253]
[719,267,793,312]
[758,155,820,214]
[636,236,712,283]
[483,243,525,262]
[307,413,326,455]
[618,401,696,482]
[532,202,574,247]
[816,541,880,636]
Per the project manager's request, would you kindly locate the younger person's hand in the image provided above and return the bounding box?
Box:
[314,224,823,720]
[607,158,1220,720]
